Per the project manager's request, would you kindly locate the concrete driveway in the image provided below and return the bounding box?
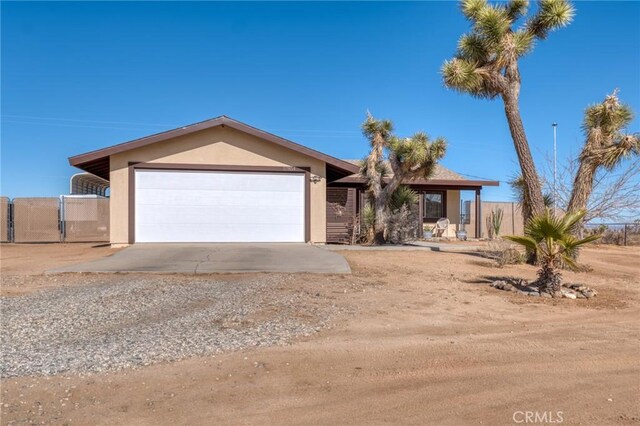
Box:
[48,243,351,274]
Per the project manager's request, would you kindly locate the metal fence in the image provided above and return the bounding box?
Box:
[0,196,110,243]
[0,197,10,242]
[583,222,640,246]
[13,198,61,243]
[62,197,110,242]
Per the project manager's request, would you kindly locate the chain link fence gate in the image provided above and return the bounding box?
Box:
[12,198,62,243]
[61,196,110,242]
[0,197,10,242]
[1,197,110,243]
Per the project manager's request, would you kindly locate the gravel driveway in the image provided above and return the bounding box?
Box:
[1,275,338,378]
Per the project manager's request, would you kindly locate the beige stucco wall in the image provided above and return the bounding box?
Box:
[109,126,327,245]
[423,190,461,238]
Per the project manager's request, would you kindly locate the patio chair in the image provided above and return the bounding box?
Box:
[433,217,450,237]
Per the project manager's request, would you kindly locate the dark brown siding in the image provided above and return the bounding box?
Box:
[326,188,357,244]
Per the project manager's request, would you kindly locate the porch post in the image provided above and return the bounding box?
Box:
[475,188,481,238]
[417,191,424,238]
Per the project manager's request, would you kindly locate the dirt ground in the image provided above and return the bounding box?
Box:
[1,243,639,425]
[0,243,120,276]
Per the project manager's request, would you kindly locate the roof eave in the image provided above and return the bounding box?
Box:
[69,116,360,177]
[331,175,500,188]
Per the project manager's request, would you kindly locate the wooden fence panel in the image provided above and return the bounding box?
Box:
[326,188,357,244]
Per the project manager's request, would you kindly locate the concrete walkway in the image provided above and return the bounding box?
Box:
[48,244,351,274]
[323,241,485,253]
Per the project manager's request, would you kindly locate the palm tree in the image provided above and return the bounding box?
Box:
[567,91,640,226]
[361,114,447,244]
[504,209,599,296]
[442,0,574,222]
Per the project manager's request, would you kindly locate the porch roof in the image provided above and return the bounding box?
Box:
[331,161,499,189]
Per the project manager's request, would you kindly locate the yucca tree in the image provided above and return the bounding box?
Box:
[361,114,447,244]
[442,0,575,222]
[510,174,553,219]
[567,91,640,226]
[504,209,599,296]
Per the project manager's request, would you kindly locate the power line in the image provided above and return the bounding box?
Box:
[1,114,361,135]
[1,114,176,127]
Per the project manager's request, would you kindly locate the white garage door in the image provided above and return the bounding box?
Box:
[135,169,305,243]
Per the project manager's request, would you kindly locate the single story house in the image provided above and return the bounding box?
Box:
[69,116,498,246]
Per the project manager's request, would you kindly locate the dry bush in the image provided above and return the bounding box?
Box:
[480,239,525,267]
[387,204,419,244]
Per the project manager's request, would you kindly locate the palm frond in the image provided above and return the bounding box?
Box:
[504,235,538,252]
[389,186,419,212]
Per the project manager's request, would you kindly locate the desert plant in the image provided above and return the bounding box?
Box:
[387,204,419,244]
[482,239,524,266]
[486,207,504,239]
[360,204,377,243]
[361,114,446,244]
[442,0,574,222]
[567,91,639,229]
[504,209,600,296]
[389,185,420,213]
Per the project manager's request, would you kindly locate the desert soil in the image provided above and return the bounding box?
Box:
[0,243,638,425]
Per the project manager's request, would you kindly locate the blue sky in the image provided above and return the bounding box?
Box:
[2,1,639,202]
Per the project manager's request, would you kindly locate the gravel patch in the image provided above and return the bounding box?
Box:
[1,275,338,377]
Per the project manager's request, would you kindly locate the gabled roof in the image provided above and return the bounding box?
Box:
[69,116,360,180]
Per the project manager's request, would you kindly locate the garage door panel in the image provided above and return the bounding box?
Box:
[136,170,303,192]
[136,204,303,225]
[136,188,304,208]
[135,169,305,243]
[136,223,304,243]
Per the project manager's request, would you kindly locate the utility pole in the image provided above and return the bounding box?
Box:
[552,122,558,213]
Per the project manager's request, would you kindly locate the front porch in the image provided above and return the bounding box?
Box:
[325,183,492,244]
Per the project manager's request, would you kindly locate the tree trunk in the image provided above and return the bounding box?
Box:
[365,133,386,244]
[567,159,596,237]
[373,196,388,245]
[502,91,545,221]
[537,264,562,297]
[500,60,545,222]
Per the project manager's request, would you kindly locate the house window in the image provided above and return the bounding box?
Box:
[423,191,445,221]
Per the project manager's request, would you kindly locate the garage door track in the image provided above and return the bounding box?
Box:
[48,244,351,274]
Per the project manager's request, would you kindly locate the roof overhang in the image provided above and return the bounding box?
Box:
[330,175,500,189]
[69,116,360,181]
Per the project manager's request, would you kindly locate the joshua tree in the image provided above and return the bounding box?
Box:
[510,174,553,220]
[567,91,640,227]
[361,114,447,244]
[505,209,599,296]
[442,0,574,222]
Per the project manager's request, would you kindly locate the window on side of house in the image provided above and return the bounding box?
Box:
[424,191,445,221]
